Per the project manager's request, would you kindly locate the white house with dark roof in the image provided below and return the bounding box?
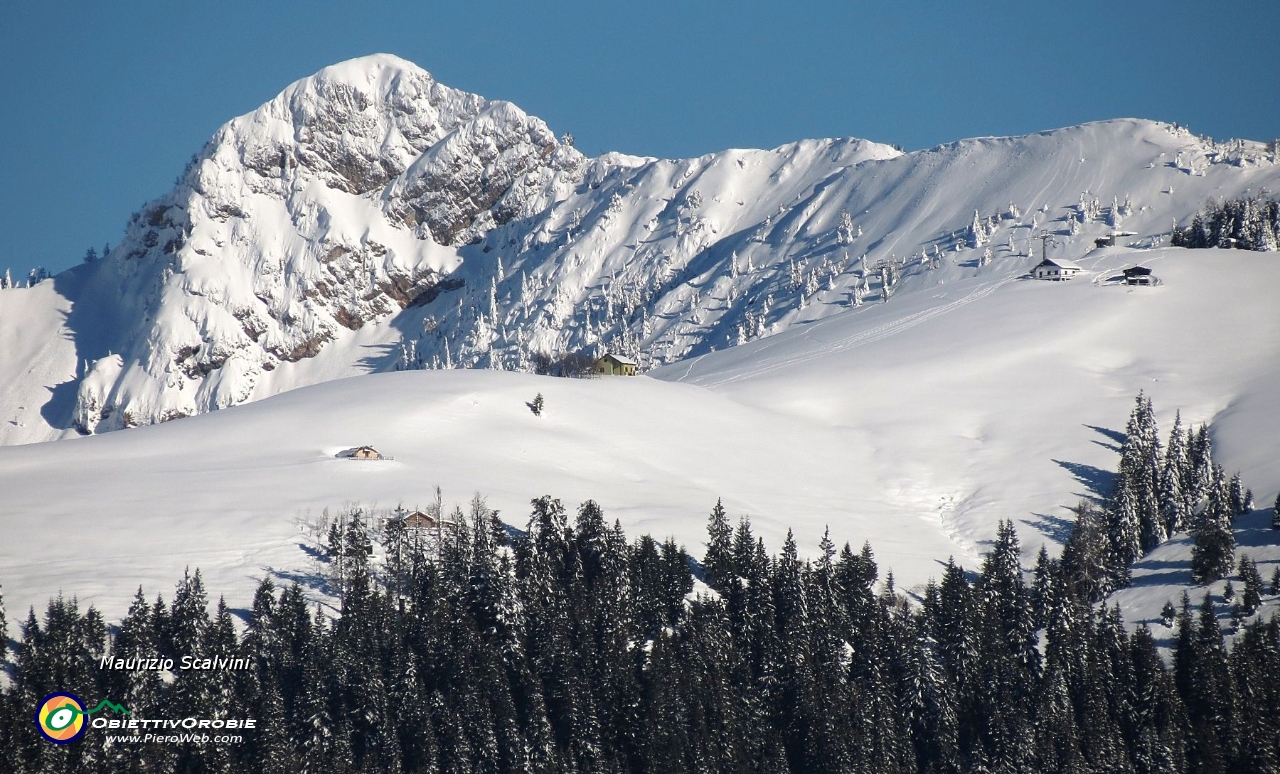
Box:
[1032,257,1082,281]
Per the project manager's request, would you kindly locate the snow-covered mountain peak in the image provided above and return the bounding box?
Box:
[53,56,588,435]
[211,53,488,198]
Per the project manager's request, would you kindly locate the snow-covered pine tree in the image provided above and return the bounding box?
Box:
[1239,555,1263,614]
[1062,501,1115,601]
[1107,394,1165,567]
[974,520,1039,772]
[1108,485,1142,584]
[1183,424,1214,509]
[838,211,856,245]
[1258,217,1279,251]
[1190,467,1236,584]
[1227,472,1247,516]
[1126,624,1188,771]
[703,499,733,591]
[1159,411,1189,534]
[969,210,987,248]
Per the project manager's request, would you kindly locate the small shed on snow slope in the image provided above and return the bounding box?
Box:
[1033,257,1083,281]
[594,353,638,376]
[351,445,383,460]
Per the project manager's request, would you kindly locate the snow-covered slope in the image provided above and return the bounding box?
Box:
[1,247,1277,636]
[3,54,1278,445]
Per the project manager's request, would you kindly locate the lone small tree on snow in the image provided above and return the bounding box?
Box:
[1160,599,1176,628]
[529,393,544,417]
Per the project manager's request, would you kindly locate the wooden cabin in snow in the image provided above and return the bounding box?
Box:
[1033,257,1082,281]
[351,445,384,460]
[593,353,638,376]
[400,510,439,530]
[391,509,457,535]
[1122,266,1155,286]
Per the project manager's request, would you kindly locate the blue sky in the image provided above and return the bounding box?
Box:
[1,0,1275,278]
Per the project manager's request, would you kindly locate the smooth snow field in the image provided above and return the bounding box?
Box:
[2,246,1278,640]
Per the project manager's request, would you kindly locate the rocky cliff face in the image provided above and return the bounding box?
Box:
[7,54,1277,442]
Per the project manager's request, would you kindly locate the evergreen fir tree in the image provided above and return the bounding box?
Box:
[971,521,1039,772]
[969,210,987,248]
[1126,626,1188,774]
[1109,484,1143,583]
[1158,411,1189,534]
[1108,393,1164,564]
[1191,469,1236,584]
[1178,594,1240,773]
[1229,619,1280,773]
[1030,545,1057,630]
[1061,501,1114,602]
[703,498,733,591]
[1184,424,1214,508]
[1238,555,1263,614]
[1228,472,1246,517]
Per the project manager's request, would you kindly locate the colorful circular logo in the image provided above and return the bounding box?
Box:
[35,692,86,744]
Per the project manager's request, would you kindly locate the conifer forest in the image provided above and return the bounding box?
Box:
[2,395,1279,774]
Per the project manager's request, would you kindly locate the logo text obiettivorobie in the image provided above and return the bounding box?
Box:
[35,691,256,745]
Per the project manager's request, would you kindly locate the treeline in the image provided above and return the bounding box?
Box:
[0,267,48,289]
[1172,196,1280,251]
[2,490,1280,774]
